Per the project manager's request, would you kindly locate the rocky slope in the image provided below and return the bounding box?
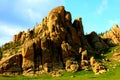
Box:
[101,24,120,46]
[0,6,109,75]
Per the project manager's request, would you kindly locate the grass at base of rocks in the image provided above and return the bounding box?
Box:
[1,46,120,80]
[0,66,120,80]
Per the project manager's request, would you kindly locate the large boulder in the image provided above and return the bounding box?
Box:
[90,57,106,75]
[81,50,88,60]
[80,50,90,70]
[47,6,66,43]
[65,59,79,72]
[22,40,35,71]
[13,32,23,42]
[0,54,22,74]
[80,60,89,71]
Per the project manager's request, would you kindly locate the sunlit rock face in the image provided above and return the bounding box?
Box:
[101,24,120,46]
[0,6,108,74]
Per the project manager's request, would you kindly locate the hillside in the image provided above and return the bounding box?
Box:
[0,6,120,78]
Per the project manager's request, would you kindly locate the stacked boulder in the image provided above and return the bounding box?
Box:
[65,59,79,72]
[80,50,90,71]
[90,57,106,75]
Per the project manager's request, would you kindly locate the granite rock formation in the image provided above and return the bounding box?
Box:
[101,24,120,46]
[0,6,108,75]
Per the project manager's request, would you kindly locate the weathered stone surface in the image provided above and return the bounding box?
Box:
[51,71,62,77]
[101,24,120,46]
[25,29,32,41]
[86,31,109,50]
[73,18,84,36]
[0,54,22,74]
[80,60,89,71]
[22,40,35,71]
[61,41,77,60]
[65,59,79,72]
[73,18,92,50]
[13,32,23,42]
[90,57,106,75]
[0,6,109,75]
[13,31,26,45]
[111,53,120,61]
[81,50,88,60]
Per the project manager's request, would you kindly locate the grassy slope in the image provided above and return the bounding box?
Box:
[0,46,120,80]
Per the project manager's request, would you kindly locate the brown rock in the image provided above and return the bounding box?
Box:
[13,32,23,42]
[111,53,120,61]
[65,59,79,72]
[73,18,92,50]
[25,29,31,41]
[90,57,106,74]
[70,63,79,72]
[61,41,77,59]
[0,6,110,75]
[80,60,89,71]
[13,31,26,45]
[86,31,109,50]
[90,56,96,66]
[73,18,84,36]
[65,11,71,22]
[47,6,66,43]
[0,54,22,74]
[51,71,62,77]
[101,24,120,45]
[22,40,35,71]
[81,50,88,60]
[20,32,26,44]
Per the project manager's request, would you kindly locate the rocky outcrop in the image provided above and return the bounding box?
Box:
[13,31,25,45]
[65,59,79,72]
[111,53,120,61]
[0,6,109,75]
[19,6,71,72]
[13,28,34,45]
[22,40,35,71]
[101,24,120,46]
[80,50,89,70]
[73,18,92,50]
[61,41,77,60]
[90,57,106,75]
[86,32,109,51]
[0,54,22,74]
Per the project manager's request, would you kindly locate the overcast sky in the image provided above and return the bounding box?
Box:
[0,0,120,46]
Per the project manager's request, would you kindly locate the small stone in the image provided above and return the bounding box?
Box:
[71,75,75,78]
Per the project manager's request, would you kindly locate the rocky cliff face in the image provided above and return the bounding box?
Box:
[86,31,109,51]
[0,6,108,75]
[101,24,120,46]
